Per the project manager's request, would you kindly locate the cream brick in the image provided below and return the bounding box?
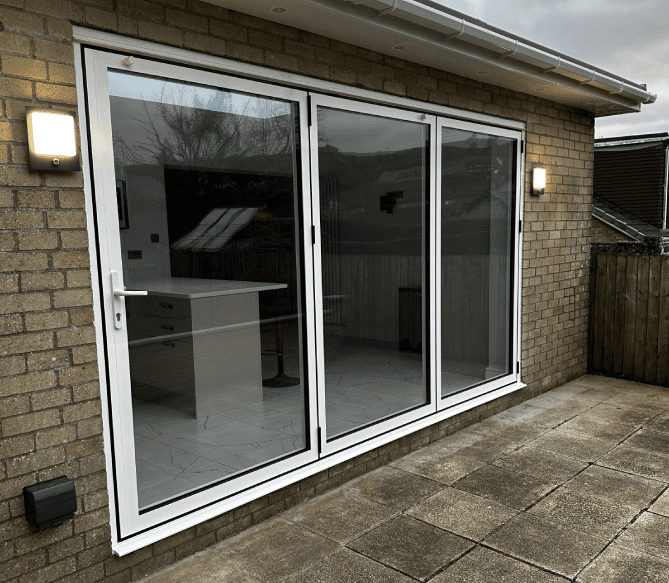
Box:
[18,231,58,251]
[21,271,64,290]
[51,250,90,269]
[0,210,44,229]
[47,211,87,229]
[47,62,76,85]
[0,251,48,272]
[53,288,93,308]
[60,231,89,249]
[35,424,76,449]
[59,363,98,386]
[24,310,68,332]
[66,270,91,288]
[27,349,69,372]
[30,386,71,409]
[2,56,47,80]
[63,399,101,423]
[0,354,25,376]
[137,20,185,46]
[35,83,78,104]
[57,190,85,208]
[0,274,19,293]
[85,7,118,30]
[34,39,75,65]
[184,32,224,55]
[56,326,95,347]
[0,232,15,251]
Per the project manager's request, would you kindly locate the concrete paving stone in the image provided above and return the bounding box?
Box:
[453,464,556,510]
[344,466,445,511]
[616,511,669,561]
[390,449,487,484]
[597,444,669,482]
[563,465,666,509]
[583,403,658,426]
[494,446,588,484]
[141,550,262,583]
[644,412,669,434]
[283,487,398,543]
[648,488,669,517]
[432,546,569,583]
[557,416,639,442]
[446,434,523,463]
[601,394,666,413]
[484,513,609,579]
[406,487,518,542]
[486,402,586,429]
[576,542,669,583]
[578,387,622,402]
[285,547,413,583]
[468,420,548,446]
[528,429,617,462]
[529,488,639,539]
[624,429,669,456]
[210,518,338,581]
[347,514,473,581]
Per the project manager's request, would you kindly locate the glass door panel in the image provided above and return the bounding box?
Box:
[314,102,431,441]
[107,70,309,510]
[440,127,516,398]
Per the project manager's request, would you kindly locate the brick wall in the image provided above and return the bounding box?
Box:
[0,1,594,581]
[591,216,635,244]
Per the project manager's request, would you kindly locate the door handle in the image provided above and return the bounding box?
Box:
[113,289,148,297]
[110,271,147,330]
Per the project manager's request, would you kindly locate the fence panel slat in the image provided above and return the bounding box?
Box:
[657,259,669,385]
[645,256,661,384]
[603,254,616,374]
[592,253,607,371]
[634,256,650,382]
[623,254,638,378]
[613,255,627,375]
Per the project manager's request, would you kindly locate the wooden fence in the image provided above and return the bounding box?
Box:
[588,253,669,385]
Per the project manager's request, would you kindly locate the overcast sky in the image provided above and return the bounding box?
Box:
[434,0,667,138]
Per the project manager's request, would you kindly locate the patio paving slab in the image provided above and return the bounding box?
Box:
[563,465,666,509]
[644,412,669,434]
[453,464,556,510]
[347,514,473,581]
[623,428,669,455]
[596,444,669,482]
[206,519,338,581]
[528,489,639,539]
[484,513,609,579]
[390,449,487,484]
[648,488,669,516]
[344,466,445,511]
[406,487,518,541]
[282,487,397,543]
[285,547,413,583]
[528,429,617,462]
[557,416,639,441]
[433,546,568,582]
[576,543,669,583]
[616,511,669,561]
[494,446,588,484]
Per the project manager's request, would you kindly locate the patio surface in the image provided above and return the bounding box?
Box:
[141,375,669,582]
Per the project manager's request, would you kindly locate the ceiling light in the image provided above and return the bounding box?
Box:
[272,7,287,12]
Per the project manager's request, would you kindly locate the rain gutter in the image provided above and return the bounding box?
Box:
[339,0,655,110]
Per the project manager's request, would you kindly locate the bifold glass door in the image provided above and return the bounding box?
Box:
[437,120,520,408]
[85,48,521,539]
[85,51,318,535]
[310,96,436,453]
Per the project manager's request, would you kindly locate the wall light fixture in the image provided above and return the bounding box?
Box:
[26,108,80,171]
[532,166,546,196]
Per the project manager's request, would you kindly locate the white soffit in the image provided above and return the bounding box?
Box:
[203,0,656,117]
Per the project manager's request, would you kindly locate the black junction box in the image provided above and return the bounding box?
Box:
[23,476,77,530]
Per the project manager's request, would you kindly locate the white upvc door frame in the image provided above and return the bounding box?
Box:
[82,48,319,538]
[435,118,525,412]
[308,94,439,456]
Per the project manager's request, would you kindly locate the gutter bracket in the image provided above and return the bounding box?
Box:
[498,40,518,59]
[609,83,624,95]
[377,0,398,16]
[579,70,596,85]
[543,57,561,73]
[444,19,465,40]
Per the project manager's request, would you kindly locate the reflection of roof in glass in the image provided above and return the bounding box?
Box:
[171,207,260,252]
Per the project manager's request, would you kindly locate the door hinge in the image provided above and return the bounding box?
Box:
[519,219,523,233]
[520,140,524,154]
[516,361,520,375]
[311,225,316,245]
[307,95,312,126]
[317,427,323,454]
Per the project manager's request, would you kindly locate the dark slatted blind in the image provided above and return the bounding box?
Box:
[594,145,666,229]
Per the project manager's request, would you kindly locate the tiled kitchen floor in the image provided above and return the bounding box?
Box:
[141,375,669,582]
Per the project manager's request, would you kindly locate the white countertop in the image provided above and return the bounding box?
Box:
[126,277,287,299]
